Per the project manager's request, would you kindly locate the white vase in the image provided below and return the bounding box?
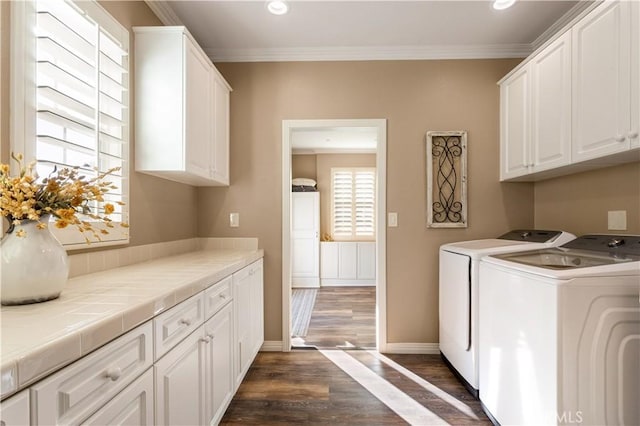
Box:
[1,216,69,305]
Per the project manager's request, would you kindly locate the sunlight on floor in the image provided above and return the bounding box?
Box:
[319,349,481,425]
[367,350,480,420]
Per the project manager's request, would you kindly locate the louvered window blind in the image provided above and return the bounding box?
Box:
[331,168,376,240]
[12,0,129,247]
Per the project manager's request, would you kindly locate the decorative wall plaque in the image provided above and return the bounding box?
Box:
[426,131,467,228]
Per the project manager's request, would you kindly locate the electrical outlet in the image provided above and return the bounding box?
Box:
[607,210,626,231]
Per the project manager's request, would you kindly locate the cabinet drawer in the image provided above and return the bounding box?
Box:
[0,389,29,426]
[204,276,232,319]
[83,368,154,426]
[154,293,204,360]
[30,322,152,426]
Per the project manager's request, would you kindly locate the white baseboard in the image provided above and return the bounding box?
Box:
[260,341,284,352]
[321,279,375,286]
[381,343,440,355]
[292,277,320,288]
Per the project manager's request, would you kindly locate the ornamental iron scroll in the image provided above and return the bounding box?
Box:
[426,131,467,228]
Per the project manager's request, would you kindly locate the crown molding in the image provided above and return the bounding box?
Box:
[531,0,600,51]
[144,0,183,26]
[206,43,532,63]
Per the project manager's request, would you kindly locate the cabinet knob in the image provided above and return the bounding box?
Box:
[219,293,227,299]
[200,336,211,344]
[179,318,192,326]
[207,333,215,340]
[105,367,122,381]
[614,134,626,142]
[628,131,638,139]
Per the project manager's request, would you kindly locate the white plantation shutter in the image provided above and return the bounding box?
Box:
[331,168,376,240]
[12,0,129,247]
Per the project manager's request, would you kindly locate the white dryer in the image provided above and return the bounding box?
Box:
[479,234,640,426]
[439,230,575,396]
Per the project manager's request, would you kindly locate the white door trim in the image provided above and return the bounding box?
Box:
[281,118,387,352]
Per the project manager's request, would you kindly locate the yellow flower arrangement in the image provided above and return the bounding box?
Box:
[0,153,128,242]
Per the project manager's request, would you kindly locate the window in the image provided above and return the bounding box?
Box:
[331,168,376,240]
[11,0,129,248]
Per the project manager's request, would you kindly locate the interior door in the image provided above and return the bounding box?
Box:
[291,192,320,287]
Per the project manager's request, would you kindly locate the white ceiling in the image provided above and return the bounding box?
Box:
[145,0,589,150]
[149,0,588,62]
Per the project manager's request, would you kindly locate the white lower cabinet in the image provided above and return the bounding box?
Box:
[204,303,234,425]
[233,259,264,388]
[30,322,153,425]
[0,389,29,426]
[84,368,154,426]
[1,259,264,426]
[154,327,208,426]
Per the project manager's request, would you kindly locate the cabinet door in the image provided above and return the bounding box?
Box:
[204,303,234,425]
[0,389,29,426]
[338,242,358,279]
[211,74,230,185]
[357,242,376,280]
[572,0,631,162]
[184,37,213,179]
[83,369,154,426]
[530,31,572,172]
[291,192,320,285]
[500,65,531,180]
[250,260,264,358]
[233,265,253,386]
[320,242,339,279]
[154,329,207,426]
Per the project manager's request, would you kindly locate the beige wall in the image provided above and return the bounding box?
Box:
[534,162,640,235]
[291,154,317,180]
[315,153,376,238]
[1,1,199,247]
[199,59,532,343]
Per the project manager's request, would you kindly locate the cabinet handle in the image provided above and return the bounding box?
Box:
[208,333,215,340]
[105,367,122,381]
[179,318,192,326]
[614,134,626,142]
[628,131,639,139]
[200,336,211,344]
[219,294,227,299]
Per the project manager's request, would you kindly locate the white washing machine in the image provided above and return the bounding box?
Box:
[439,229,576,396]
[479,234,640,426]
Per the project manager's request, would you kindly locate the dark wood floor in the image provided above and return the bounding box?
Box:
[297,286,376,349]
[221,286,489,424]
[220,350,491,425]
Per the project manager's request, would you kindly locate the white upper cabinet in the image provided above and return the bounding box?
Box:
[500,31,571,181]
[133,26,232,186]
[500,66,530,180]
[499,0,640,181]
[572,0,634,161]
[531,31,572,172]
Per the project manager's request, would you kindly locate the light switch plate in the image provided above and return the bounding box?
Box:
[388,212,398,227]
[230,212,240,228]
[607,210,626,230]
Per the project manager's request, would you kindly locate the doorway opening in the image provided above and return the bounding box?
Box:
[281,119,387,352]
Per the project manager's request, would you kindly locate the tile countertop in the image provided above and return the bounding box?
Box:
[0,248,264,400]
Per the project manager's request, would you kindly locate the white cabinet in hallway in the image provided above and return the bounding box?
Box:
[291,192,320,288]
[321,242,376,286]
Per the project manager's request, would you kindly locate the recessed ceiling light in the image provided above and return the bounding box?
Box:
[493,0,516,10]
[267,0,289,15]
